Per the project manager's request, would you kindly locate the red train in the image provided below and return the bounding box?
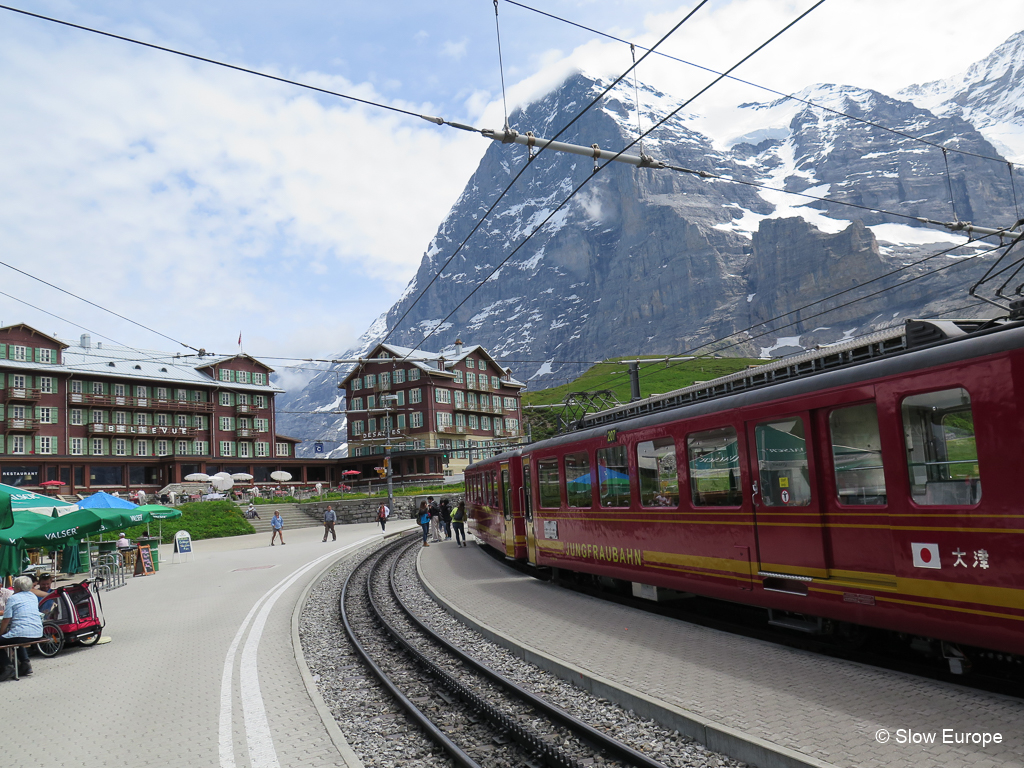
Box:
[466,319,1024,665]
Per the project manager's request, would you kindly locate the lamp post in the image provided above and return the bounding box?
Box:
[381,394,399,517]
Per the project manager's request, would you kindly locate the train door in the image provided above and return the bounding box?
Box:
[746,413,828,578]
[500,462,514,557]
[523,460,538,563]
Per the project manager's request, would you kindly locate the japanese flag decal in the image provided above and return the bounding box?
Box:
[912,542,941,569]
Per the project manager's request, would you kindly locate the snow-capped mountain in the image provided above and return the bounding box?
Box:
[279,30,1024,457]
[900,30,1024,161]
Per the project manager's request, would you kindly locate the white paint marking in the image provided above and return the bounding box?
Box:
[219,537,378,768]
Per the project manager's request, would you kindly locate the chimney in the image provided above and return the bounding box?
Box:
[80,334,91,348]
[454,338,464,356]
[97,342,103,349]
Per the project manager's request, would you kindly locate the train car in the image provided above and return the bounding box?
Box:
[468,319,1024,662]
[466,452,529,559]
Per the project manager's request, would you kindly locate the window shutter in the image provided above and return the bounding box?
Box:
[35,435,43,453]
[0,405,4,419]
[0,344,5,358]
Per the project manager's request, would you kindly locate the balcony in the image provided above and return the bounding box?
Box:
[5,417,39,432]
[6,387,42,401]
[69,393,215,412]
[236,428,253,438]
[454,401,503,415]
[438,425,467,434]
[235,404,254,414]
[87,423,198,438]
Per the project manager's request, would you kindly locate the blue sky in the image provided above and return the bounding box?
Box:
[1,0,1021,372]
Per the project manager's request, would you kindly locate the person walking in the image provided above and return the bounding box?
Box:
[439,498,453,540]
[270,511,285,546]
[322,505,337,542]
[451,500,468,547]
[418,502,431,547]
[428,496,442,542]
[377,503,390,533]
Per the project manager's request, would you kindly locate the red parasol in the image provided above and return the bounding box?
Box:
[342,470,361,476]
[40,480,66,486]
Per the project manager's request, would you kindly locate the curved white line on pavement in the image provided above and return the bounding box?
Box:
[219,537,378,768]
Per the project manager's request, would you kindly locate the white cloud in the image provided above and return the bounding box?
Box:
[441,39,468,60]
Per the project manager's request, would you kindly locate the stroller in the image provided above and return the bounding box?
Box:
[36,580,105,657]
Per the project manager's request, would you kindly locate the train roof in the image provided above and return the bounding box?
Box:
[508,318,1024,457]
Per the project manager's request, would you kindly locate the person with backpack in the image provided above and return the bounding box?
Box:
[451,500,468,547]
[377,502,390,533]
[417,501,431,547]
[439,498,453,540]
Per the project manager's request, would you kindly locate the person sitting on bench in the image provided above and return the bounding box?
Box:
[0,576,45,681]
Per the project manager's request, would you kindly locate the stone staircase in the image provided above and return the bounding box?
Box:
[246,503,321,534]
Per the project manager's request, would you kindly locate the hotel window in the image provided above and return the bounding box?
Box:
[253,372,265,385]
[256,442,269,457]
[256,418,269,432]
[408,368,420,381]
[454,370,464,384]
[92,438,104,455]
[193,441,207,455]
[468,415,479,429]
[220,417,233,431]
[380,372,390,388]
[220,392,231,406]
[238,442,251,458]
[351,421,365,435]
[219,369,231,382]
[156,413,168,427]
[236,370,249,384]
[436,412,453,429]
[255,395,267,408]
[276,443,290,457]
[70,409,83,426]
[177,414,188,427]
[395,391,405,406]
[366,395,376,410]
[114,412,128,425]
[368,417,377,433]
[156,440,169,456]
[12,375,26,388]
[38,436,53,454]
[71,438,84,455]
[491,376,500,389]
[36,407,52,424]
[177,440,189,454]
[455,413,466,427]
[237,393,249,405]
[351,397,363,411]
[71,380,83,394]
[36,348,52,363]
[454,390,465,408]
[11,345,27,361]
[392,369,405,384]
[506,418,519,432]
[481,416,491,431]
[351,378,362,390]
[410,388,422,404]
[478,376,489,391]
[115,439,127,456]
[114,384,126,396]
[136,440,150,456]
[39,377,53,394]
[11,436,25,454]
[466,372,476,388]
[397,414,406,430]
[435,388,451,404]
[364,374,377,388]
[410,412,424,428]
[220,441,233,457]
[465,358,475,369]
[92,381,103,395]
[92,410,105,424]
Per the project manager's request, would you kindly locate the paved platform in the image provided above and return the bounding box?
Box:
[418,540,1024,768]
[3,519,417,768]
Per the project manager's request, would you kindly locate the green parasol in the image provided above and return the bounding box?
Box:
[136,504,182,541]
[0,490,13,530]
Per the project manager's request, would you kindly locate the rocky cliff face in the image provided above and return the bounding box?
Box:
[278,31,1024,457]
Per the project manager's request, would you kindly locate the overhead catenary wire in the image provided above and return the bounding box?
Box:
[502,0,1017,167]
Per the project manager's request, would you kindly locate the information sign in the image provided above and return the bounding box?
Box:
[134,544,155,576]
[172,530,195,563]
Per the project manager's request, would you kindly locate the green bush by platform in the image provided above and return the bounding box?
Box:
[95,501,255,544]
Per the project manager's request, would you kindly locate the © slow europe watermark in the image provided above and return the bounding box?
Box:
[874,729,1004,747]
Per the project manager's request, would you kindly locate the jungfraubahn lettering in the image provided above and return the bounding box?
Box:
[566,541,643,566]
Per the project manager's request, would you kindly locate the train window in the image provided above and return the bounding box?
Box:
[502,468,512,520]
[523,463,533,521]
[564,451,592,507]
[755,419,811,506]
[688,428,741,507]
[538,458,561,508]
[901,388,981,505]
[829,403,886,505]
[596,445,631,507]
[638,438,678,506]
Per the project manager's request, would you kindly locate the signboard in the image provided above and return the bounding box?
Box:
[173,530,194,563]
[134,544,155,576]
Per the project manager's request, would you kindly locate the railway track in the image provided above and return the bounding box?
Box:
[338,534,688,768]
